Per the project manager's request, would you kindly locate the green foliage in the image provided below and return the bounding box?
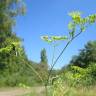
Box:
[70,41,96,68]
[49,61,96,95]
[0,0,26,71]
[0,0,25,37]
[60,41,96,87]
[61,63,96,86]
[18,83,30,89]
[39,48,49,82]
[0,0,44,87]
[41,35,68,44]
[47,41,95,96]
[49,77,96,96]
[40,48,48,64]
[41,11,96,96]
[68,11,96,38]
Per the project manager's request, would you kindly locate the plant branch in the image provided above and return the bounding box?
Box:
[46,30,83,86]
[51,45,56,68]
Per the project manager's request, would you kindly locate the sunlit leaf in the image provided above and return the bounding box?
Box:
[88,14,96,24]
[51,36,68,41]
[41,36,52,43]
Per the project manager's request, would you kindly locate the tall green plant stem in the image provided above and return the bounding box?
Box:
[45,30,83,95]
[51,45,56,67]
[45,45,56,96]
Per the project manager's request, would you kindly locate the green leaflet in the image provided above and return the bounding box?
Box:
[41,35,68,43]
[88,14,96,24]
[41,12,96,44]
[51,36,68,41]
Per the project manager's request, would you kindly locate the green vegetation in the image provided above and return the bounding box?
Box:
[41,11,96,96]
[70,41,96,68]
[60,41,96,86]
[18,41,96,95]
[0,0,48,87]
[0,1,96,96]
[46,41,96,96]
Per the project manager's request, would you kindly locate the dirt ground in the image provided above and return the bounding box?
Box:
[0,87,44,96]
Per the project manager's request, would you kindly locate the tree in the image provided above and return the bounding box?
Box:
[0,0,26,70]
[40,48,48,64]
[70,41,96,68]
[0,0,25,43]
[0,0,31,86]
[0,0,47,86]
[38,48,48,81]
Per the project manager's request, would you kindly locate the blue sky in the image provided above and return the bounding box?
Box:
[15,0,96,69]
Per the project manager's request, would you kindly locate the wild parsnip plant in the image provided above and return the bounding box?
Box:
[19,11,96,96]
[41,11,96,96]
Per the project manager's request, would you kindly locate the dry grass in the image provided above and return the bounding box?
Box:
[21,86,96,96]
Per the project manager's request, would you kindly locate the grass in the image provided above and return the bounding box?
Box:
[50,85,96,96]
[20,86,45,96]
[20,86,96,96]
[0,86,96,96]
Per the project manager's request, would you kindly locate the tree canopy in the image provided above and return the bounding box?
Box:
[70,41,96,68]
